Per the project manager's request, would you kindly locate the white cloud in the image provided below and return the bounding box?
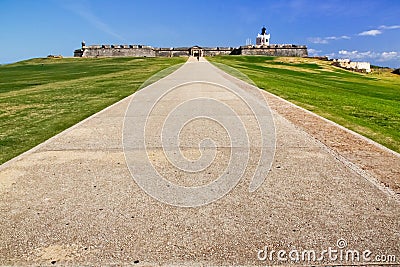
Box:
[336,50,400,62]
[356,25,400,38]
[308,37,328,44]
[379,52,399,61]
[313,25,399,45]
[338,50,376,59]
[308,35,351,44]
[379,25,400,30]
[308,48,322,56]
[358,29,382,36]
[326,35,351,40]
[324,53,336,59]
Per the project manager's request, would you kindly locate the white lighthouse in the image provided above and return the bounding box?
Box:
[256,26,270,46]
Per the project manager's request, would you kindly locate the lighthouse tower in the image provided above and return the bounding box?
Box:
[256,27,270,46]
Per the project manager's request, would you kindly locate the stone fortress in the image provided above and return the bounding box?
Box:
[332,58,371,73]
[74,27,308,58]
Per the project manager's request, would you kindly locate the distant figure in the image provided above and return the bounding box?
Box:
[197,54,200,61]
[81,40,86,48]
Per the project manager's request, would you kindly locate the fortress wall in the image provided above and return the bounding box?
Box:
[81,47,156,57]
[203,48,234,56]
[240,46,308,57]
[74,49,83,57]
[170,50,190,57]
[155,49,190,57]
[74,44,308,58]
[332,60,371,73]
[78,47,192,58]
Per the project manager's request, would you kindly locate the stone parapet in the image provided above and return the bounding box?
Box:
[239,45,308,57]
[73,44,308,58]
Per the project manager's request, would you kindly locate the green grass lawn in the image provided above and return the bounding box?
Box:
[208,56,400,153]
[0,57,186,164]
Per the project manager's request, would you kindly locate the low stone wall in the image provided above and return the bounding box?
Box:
[74,44,308,58]
[79,46,156,57]
[203,47,234,56]
[155,48,190,57]
[240,45,308,57]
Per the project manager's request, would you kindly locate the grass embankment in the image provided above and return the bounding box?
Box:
[0,57,186,164]
[208,56,400,153]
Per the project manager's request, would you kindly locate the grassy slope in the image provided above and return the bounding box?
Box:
[0,57,186,164]
[208,56,400,153]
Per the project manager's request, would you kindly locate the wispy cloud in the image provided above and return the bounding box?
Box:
[311,24,400,45]
[379,51,400,61]
[308,37,328,44]
[379,25,400,30]
[326,35,351,40]
[308,35,351,44]
[358,29,382,36]
[337,50,400,62]
[74,9,125,40]
[338,50,377,58]
[60,1,125,41]
[308,48,322,56]
[358,25,400,37]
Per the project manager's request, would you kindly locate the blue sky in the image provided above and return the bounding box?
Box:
[1,0,399,67]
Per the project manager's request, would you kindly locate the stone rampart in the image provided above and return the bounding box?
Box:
[239,45,308,57]
[203,47,234,56]
[74,44,308,58]
[155,47,190,57]
[78,45,156,57]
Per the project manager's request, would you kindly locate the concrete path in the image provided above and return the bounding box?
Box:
[0,56,399,266]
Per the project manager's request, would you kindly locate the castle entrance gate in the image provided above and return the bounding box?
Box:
[190,46,204,57]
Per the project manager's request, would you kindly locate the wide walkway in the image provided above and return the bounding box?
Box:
[0,56,399,266]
